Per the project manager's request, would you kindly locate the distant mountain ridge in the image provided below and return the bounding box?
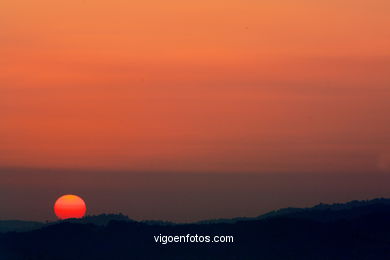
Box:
[196,198,390,224]
[2,198,390,233]
[0,220,43,233]
[3,198,390,259]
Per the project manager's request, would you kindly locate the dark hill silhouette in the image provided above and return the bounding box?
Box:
[195,198,390,224]
[0,220,44,233]
[65,213,134,225]
[2,198,390,259]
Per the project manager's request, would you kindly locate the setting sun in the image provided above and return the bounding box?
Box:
[54,195,87,220]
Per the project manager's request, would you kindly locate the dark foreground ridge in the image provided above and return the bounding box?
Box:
[2,198,390,259]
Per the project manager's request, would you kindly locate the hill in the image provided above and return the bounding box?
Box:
[2,198,390,259]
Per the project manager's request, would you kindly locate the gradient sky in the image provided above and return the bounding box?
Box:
[1,0,390,221]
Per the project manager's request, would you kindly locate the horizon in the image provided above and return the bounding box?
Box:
[2,167,390,222]
[3,196,390,224]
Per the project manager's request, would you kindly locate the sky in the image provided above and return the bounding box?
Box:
[1,0,390,221]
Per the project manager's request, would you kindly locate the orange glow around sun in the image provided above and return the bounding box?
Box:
[54,195,87,220]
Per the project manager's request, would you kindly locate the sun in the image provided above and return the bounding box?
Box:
[54,194,87,220]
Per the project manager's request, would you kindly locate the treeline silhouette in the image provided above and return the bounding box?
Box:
[2,199,390,259]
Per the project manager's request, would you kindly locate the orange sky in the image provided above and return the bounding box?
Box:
[1,0,390,174]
